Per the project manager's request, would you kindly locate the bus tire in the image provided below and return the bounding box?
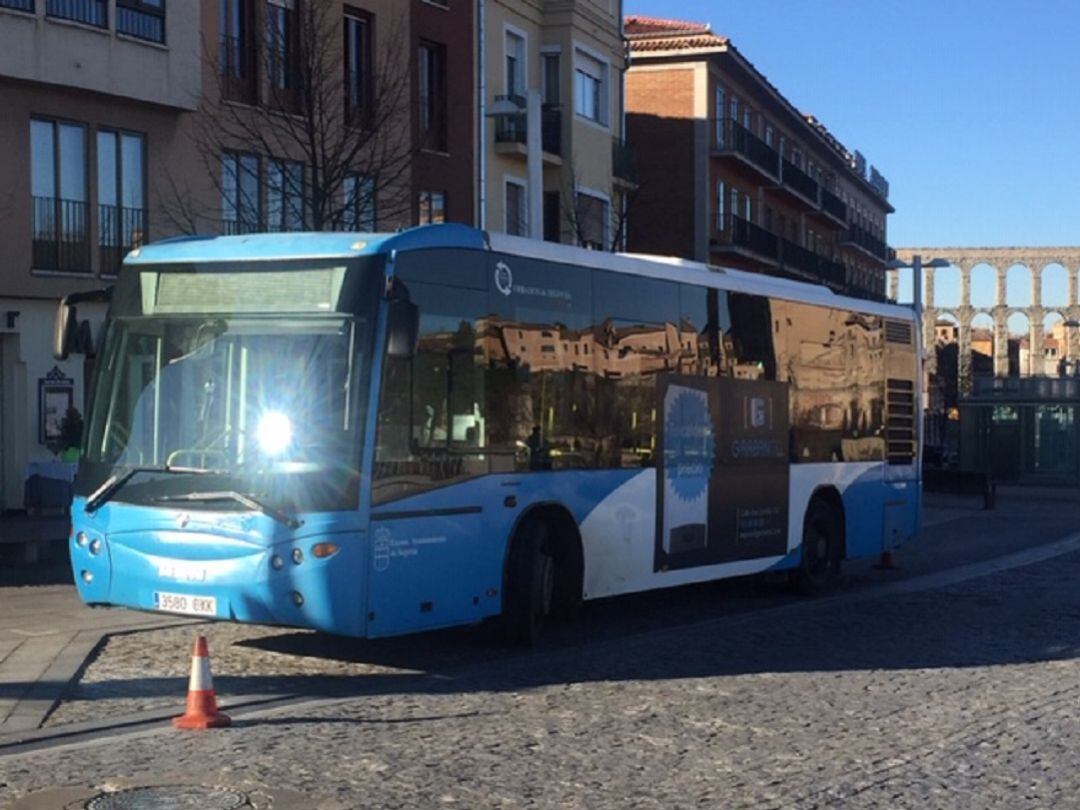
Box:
[793,497,842,596]
[502,517,556,646]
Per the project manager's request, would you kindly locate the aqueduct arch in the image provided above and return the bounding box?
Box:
[892,247,1080,393]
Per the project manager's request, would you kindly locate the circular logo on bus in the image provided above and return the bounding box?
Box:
[494,261,513,296]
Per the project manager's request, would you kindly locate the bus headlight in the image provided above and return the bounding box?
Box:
[257,410,293,457]
[81,570,93,584]
[291,548,303,565]
[76,532,88,547]
[88,539,102,556]
[271,554,284,570]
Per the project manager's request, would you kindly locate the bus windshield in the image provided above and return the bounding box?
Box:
[78,257,380,514]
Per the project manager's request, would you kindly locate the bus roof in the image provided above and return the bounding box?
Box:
[124,224,914,322]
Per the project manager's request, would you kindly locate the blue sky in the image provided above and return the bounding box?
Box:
[624,0,1080,250]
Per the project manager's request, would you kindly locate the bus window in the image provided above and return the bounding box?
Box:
[373,280,489,505]
[593,270,680,468]
[484,255,598,471]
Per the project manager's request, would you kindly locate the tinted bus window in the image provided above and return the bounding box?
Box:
[374,275,490,505]
[483,254,597,471]
[594,270,680,468]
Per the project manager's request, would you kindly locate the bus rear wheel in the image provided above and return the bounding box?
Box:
[503,517,556,646]
[793,497,842,596]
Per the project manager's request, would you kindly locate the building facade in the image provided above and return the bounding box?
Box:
[480,0,629,248]
[0,0,475,511]
[624,16,893,300]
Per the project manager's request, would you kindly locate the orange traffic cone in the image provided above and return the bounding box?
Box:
[172,634,231,729]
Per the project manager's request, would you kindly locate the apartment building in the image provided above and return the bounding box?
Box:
[624,16,894,300]
[481,0,630,248]
[0,0,200,511]
[0,0,474,511]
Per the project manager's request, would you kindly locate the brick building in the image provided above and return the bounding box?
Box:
[624,16,893,300]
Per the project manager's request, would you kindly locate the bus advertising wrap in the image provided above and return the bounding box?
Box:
[655,375,790,572]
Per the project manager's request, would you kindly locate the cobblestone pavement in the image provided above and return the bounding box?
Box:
[4,536,1080,807]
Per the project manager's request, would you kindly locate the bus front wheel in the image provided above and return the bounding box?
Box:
[503,517,556,646]
[793,497,842,596]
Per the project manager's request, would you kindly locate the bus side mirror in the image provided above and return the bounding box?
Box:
[386,298,419,359]
[53,300,77,361]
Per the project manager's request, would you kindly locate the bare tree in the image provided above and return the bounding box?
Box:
[162,1,413,234]
[559,154,638,252]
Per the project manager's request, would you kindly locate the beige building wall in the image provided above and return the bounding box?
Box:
[482,0,626,247]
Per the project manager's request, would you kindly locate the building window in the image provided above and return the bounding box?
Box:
[729,94,738,125]
[266,158,304,231]
[344,10,371,123]
[97,130,146,276]
[575,191,607,249]
[505,179,526,236]
[221,152,260,234]
[714,85,725,146]
[418,189,446,224]
[343,173,376,231]
[45,0,106,27]
[742,105,752,132]
[764,124,774,148]
[574,49,607,125]
[31,119,89,272]
[715,179,725,230]
[219,0,255,102]
[117,0,165,43]
[505,29,525,97]
[542,51,560,104]
[419,41,447,151]
[266,0,298,108]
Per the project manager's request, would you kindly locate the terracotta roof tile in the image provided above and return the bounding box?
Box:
[624,15,712,37]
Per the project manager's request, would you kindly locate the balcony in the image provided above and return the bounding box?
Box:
[32,197,90,273]
[612,137,637,185]
[493,97,563,158]
[46,0,106,28]
[117,2,165,43]
[840,222,889,263]
[98,204,147,276]
[712,214,779,266]
[817,187,847,226]
[0,0,34,12]
[712,118,780,181]
[777,159,819,208]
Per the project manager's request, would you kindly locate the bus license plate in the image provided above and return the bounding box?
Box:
[154,591,217,617]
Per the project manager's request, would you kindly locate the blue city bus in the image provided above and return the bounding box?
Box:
[58,225,920,642]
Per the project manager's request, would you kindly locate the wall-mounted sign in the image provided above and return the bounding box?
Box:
[39,366,74,447]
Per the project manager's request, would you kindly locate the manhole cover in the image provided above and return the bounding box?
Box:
[86,785,249,810]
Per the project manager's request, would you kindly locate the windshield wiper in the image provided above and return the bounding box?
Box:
[85,465,216,514]
[154,490,301,529]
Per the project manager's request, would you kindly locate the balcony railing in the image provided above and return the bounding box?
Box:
[222,217,261,236]
[46,0,106,27]
[220,34,256,103]
[970,375,1080,401]
[117,3,165,43]
[820,187,847,222]
[724,214,779,261]
[612,137,637,184]
[0,0,35,12]
[714,118,780,178]
[780,237,821,278]
[840,222,889,261]
[32,196,90,273]
[780,159,819,203]
[817,255,847,288]
[98,204,146,276]
[493,98,563,157]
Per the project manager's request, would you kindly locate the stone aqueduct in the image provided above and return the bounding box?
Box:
[892,247,1080,393]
